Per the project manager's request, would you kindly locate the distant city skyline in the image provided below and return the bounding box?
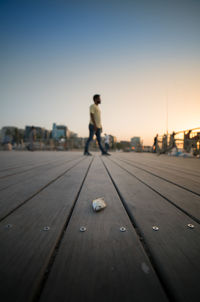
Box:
[1,0,200,145]
[1,122,199,144]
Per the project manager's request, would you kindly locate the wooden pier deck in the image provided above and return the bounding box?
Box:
[0,151,200,302]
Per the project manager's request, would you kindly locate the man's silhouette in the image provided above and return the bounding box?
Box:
[84,94,110,156]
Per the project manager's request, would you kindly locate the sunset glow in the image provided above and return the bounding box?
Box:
[1,0,200,145]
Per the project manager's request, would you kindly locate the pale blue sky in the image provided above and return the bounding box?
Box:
[1,0,200,144]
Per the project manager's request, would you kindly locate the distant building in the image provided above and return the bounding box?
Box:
[119,140,131,151]
[131,137,141,148]
[25,126,49,141]
[0,126,25,145]
[71,137,85,149]
[52,123,69,140]
[1,126,17,144]
[131,136,143,152]
[143,146,152,152]
[44,129,51,140]
[69,131,78,138]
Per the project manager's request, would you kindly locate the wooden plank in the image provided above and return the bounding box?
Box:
[39,156,168,302]
[0,151,80,174]
[121,155,200,182]
[125,156,200,179]
[101,157,200,302]
[116,152,200,174]
[116,155,200,195]
[0,152,80,190]
[0,151,57,171]
[111,157,200,222]
[0,156,65,178]
[0,152,80,178]
[117,153,200,175]
[0,155,84,220]
[0,157,92,302]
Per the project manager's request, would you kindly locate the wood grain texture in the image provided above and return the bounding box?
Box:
[0,152,81,185]
[0,156,66,179]
[0,155,83,220]
[39,156,168,302]
[116,155,200,195]
[0,157,92,302]
[1,151,199,302]
[111,156,200,222]
[102,156,200,302]
[0,151,65,171]
[117,153,200,173]
[0,152,82,177]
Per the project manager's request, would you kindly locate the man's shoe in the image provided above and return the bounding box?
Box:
[84,151,92,156]
[102,152,111,156]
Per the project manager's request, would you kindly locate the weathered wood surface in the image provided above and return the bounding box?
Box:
[102,156,200,302]
[118,152,200,173]
[0,153,83,220]
[0,151,66,175]
[0,151,200,302]
[115,153,200,195]
[39,156,168,302]
[0,153,80,190]
[110,156,200,222]
[0,155,92,302]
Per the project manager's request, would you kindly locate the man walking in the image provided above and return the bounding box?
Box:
[84,94,110,156]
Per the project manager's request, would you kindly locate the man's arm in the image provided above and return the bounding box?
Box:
[90,113,98,132]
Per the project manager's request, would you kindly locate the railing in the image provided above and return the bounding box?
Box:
[154,127,200,155]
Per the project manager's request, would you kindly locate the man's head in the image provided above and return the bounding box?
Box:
[93,94,101,105]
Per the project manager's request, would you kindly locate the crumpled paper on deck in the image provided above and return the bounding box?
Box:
[92,197,107,212]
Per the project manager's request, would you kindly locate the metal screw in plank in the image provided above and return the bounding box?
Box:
[187,224,194,229]
[120,227,126,232]
[80,226,86,232]
[152,226,159,231]
[43,226,50,231]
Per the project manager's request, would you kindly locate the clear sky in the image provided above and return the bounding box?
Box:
[1,0,200,145]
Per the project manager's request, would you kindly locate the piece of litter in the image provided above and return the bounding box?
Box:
[152,226,159,231]
[120,227,126,232]
[43,226,50,231]
[187,224,194,229]
[92,197,107,212]
[80,226,86,232]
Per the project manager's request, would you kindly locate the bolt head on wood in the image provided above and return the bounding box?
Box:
[152,226,159,231]
[120,227,126,232]
[187,224,194,229]
[80,226,86,232]
[43,226,50,231]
